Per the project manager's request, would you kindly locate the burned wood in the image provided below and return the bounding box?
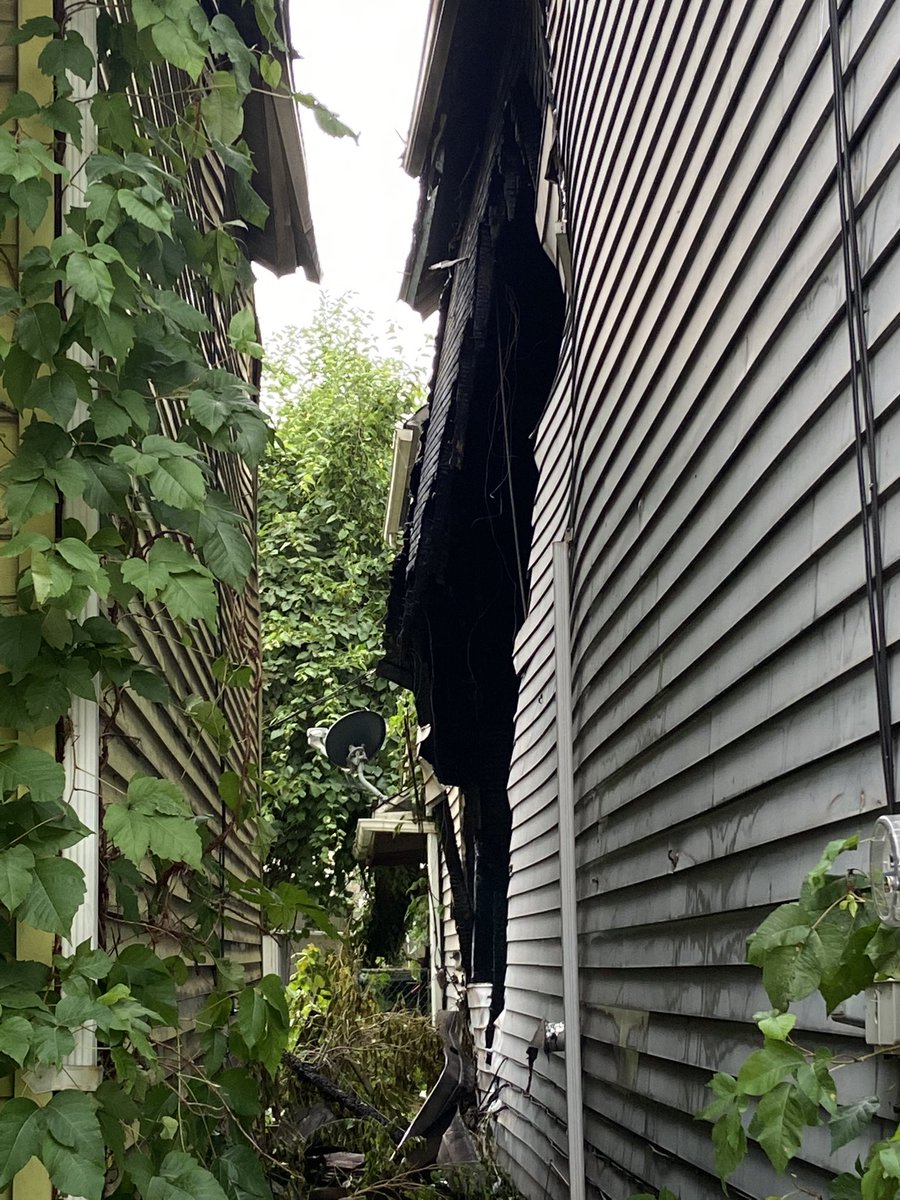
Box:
[282,1052,406,1144]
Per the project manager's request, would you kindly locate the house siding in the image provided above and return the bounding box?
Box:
[519,0,900,1197]
[493,329,573,1200]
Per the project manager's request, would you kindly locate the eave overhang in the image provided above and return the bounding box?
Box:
[404,0,462,179]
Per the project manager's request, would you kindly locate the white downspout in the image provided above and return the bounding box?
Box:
[60,0,101,1092]
[426,825,441,1020]
[552,539,586,1200]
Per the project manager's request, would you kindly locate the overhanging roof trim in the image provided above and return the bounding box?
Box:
[404,0,462,178]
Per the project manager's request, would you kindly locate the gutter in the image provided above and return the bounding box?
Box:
[403,0,461,178]
[383,407,428,549]
[552,540,586,1200]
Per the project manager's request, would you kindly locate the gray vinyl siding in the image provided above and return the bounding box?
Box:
[494,332,573,1200]
[500,0,900,1197]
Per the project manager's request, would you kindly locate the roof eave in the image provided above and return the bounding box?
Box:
[403,0,461,179]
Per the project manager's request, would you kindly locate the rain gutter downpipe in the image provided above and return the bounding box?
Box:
[552,539,586,1200]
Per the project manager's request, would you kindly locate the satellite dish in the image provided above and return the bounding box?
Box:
[322,710,386,768]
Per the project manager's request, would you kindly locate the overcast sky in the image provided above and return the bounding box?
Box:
[254,0,434,364]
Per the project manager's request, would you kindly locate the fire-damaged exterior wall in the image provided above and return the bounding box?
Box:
[390,1,900,1198]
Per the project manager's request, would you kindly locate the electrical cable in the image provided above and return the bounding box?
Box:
[828,0,896,813]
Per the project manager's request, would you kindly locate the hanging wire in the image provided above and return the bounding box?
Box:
[828,0,897,812]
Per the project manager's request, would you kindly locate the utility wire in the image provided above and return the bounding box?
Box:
[828,0,896,812]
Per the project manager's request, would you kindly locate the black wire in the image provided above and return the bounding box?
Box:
[828,0,897,812]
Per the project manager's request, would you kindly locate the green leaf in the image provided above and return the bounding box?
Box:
[42,1091,105,1200]
[0,613,44,675]
[236,986,267,1049]
[161,569,218,629]
[200,521,251,590]
[6,16,58,44]
[748,1081,805,1172]
[150,18,208,81]
[84,306,135,359]
[0,845,35,911]
[0,744,65,802]
[25,369,78,424]
[736,1040,805,1096]
[148,454,207,510]
[31,1023,75,1067]
[754,1010,797,1041]
[830,1097,880,1151]
[0,1016,33,1066]
[38,30,94,83]
[11,176,52,231]
[15,303,63,361]
[0,1098,44,1188]
[104,776,202,869]
[117,187,173,233]
[214,1144,272,1200]
[121,555,170,601]
[201,71,243,144]
[67,252,115,312]
[146,1152,229,1200]
[711,1105,747,1179]
[185,697,231,753]
[56,537,100,573]
[18,856,85,935]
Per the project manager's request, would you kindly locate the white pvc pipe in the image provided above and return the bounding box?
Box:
[552,539,586,1200]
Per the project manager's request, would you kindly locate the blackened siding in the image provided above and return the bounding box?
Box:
[504,0,900,1197]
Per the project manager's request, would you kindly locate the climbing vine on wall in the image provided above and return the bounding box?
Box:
[631,836,900,1200]
[0,3,348,1197]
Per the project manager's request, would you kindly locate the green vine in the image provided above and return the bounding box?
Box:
[0,2,348,1198]
[631,835,900,1200]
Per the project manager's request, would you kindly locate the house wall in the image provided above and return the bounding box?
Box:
[493,330,573,1200]
[496,0,900,1197]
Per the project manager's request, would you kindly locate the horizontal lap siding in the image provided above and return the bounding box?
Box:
[494,333,572,1200]
[545,0,900,1197]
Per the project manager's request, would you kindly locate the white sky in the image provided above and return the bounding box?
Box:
[253,0,435,366]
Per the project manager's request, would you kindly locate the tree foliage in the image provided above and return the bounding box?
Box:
[259,297,426,911]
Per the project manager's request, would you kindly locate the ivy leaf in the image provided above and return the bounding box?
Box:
[31,1024,75,1067]
[0,1098,44,1188]
[18,856,85,936]
[146,1151,229,1200]
[104,776,202,869]
[6,15,58,44]
[10,176,52,231]
[236,987,266,1049]
[736,1040,805,1096]
[121,556,170,601]
[201,71,243,144]
[830,1097,880,1151]
[831,1174,863,1200]
[748,1081,805,1172]
[214,1145,272,1200]
[84,306,135,360]
[38,30,94,83]
[185,697,232,753]
[117,187,173,233]
[42,1091,105,1200]
[161,569,218,629]
[0,845,35,911]
[151,18,209,81]
[754,1011,796,1042]
[25,370,78,424]
[0,613,44,676]
[66,252,115,313]
[201,522,251,590]
[148,454,207,510]
[0,744,65,802]
[711,1105,747,1179]
[15,303,63,361]
[0,1016,33,1065]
